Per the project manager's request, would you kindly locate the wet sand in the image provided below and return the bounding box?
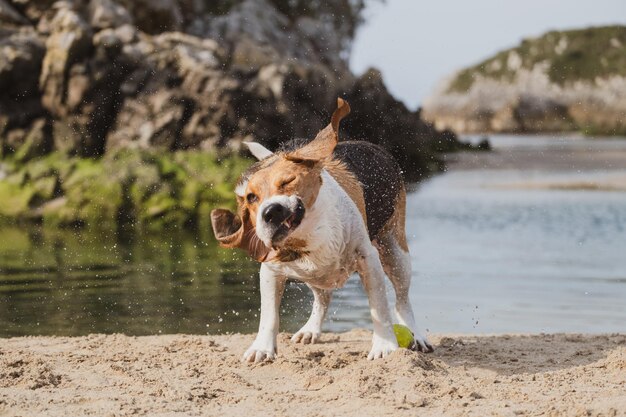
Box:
[1,330,624,417]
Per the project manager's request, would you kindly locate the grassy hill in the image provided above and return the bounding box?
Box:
[449,25,626,93]
[424,26,626,135]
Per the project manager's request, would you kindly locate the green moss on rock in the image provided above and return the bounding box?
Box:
[0,150,251,229]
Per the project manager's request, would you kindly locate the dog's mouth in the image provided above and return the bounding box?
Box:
[271,203,305,246]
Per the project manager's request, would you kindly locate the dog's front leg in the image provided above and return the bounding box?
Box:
[357,244,399,360]
[291,284,332,344]
[243,263,286,363]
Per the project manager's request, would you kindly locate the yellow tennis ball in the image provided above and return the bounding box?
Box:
[393,324,414,349]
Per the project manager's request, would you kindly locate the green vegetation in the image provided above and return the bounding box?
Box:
[0,150,252,230]
[449,26,626,93]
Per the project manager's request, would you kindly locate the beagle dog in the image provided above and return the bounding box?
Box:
[211,98,433,362]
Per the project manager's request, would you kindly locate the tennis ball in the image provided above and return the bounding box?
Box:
[393,324,415,349]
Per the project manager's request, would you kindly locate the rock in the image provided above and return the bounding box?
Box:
[92,28,123,55]
[0,0,28,26]
[8,0,56,22]
[0,28,45,98]
[107,32,230,151]
[344,69,446,180]
[490,106,518,132]
[0,97,46,157]
[111,23,137,44]
[14,118,52,162]
[189,0,345,71]
[36,3,141,156]
[0,0,459,181]
[39,5,93,116]
[192,0,289,47]
[0,29,47,156]
[230,35,280,72]
[116,0,183,34]
[476,138,491,151]
[108,88,192,150]
[511,96,575,132]
[294,16,345,69]
[87,0,132,30]
[153,31,223,72]
[0,0,470,228]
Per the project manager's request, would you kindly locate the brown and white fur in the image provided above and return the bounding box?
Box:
[211,98,433,362]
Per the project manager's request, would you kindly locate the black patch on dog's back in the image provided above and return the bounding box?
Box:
[333,141,403,240]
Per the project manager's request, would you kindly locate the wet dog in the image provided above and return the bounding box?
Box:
[211,98,433,362]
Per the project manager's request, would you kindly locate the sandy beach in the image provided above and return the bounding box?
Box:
[1,330,624,416]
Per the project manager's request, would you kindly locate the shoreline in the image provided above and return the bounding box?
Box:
[1,330,624,416]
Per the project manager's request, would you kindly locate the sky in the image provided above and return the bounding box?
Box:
[350,0,626,110]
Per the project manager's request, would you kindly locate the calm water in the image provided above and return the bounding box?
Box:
[408,135,626,334]
[1,135,625,337]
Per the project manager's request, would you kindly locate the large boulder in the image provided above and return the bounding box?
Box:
[0,0,461,178]
[344,69,447,180]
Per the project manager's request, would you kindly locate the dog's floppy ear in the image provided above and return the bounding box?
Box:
[243,141,273,161]
[286,97,350,163]
[211,208,271,262]
[211,208,245,247]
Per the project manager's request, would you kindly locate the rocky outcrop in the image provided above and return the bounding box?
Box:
[1,0,459,180]
[0,27,49,160]
[423,26,626,135]
[343,69,457,177]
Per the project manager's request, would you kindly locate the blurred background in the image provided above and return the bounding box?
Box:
[0,0,624,337]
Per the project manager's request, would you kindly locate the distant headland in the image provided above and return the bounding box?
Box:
[423,26,626,136]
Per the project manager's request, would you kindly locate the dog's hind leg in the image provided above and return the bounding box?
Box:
[377,232,434,353]
[291,284,332,344]
[356,242,399,359]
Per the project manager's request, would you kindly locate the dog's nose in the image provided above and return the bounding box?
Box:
[262,203,290,225]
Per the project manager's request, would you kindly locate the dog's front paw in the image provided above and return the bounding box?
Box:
[413,331,434,353]
[242,342,276,363]
[367,335,399,360]
[290,327,321,344]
